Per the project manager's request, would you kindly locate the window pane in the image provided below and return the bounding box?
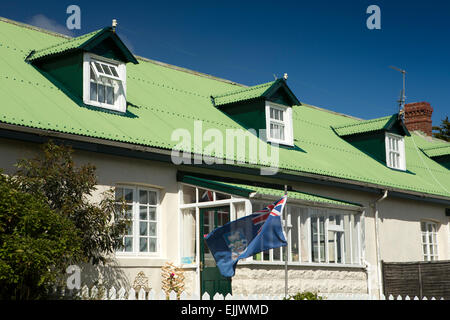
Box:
[215,192,231,200]
[94,62,103,73]
[110,66,119,77]
[124,237,133,252]
[290,211,300,262]
[90,66,96,80]
[139,190,148,204]
[126,220,133,235]
[139,206,147,220]
[98,84,105,103]
[140,222,148,236]
[90,82,97,101]
[101,64,112,75]
[148,191,157,205]
[106,86,114,105]
[115,187,123,201]
[124,189,133,202]
[421,222,426,232]
[199,189,213,202]
[273,247,281,261]
[149,207,156,221]
[149,238,157,252]
[125,205,133,219]
[149,222,157,236]
[139,237,148,252]
[181,209,196,264]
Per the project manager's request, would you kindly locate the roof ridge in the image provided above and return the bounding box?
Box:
[28,28,105,60]
[0,16,71,39]
[300,103,362,121]
[421,142,450,150]
[0,16,246,87]
[212,80,275,98]
[333,114,395,129]
[30,28,104,56]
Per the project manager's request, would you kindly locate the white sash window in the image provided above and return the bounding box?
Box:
[83,53,127,113]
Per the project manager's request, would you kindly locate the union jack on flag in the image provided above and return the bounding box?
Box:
[201,190,214,202]
[252,196,287,233]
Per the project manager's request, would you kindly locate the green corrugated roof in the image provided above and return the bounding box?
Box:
[26,26,138,64]
[212,80,276,106]
[27,28,105,61]
[0,17,449,200]
[180,175,361,209]
[333,114,399,136]
[422,144,450,158]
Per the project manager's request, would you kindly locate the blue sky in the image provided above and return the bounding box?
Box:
[1,0,449,125]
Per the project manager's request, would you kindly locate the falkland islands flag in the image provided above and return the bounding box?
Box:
[205,196,287,277]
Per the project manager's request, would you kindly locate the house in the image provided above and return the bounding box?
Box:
[0,17,449,298]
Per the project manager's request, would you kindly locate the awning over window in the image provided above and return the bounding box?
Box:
[178,174,363,211]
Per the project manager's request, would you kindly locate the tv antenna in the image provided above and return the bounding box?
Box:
[389,66,407,119]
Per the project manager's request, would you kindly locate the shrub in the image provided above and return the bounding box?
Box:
[284,291,324,300]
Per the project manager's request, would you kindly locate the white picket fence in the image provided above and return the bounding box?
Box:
[56,286,445,300]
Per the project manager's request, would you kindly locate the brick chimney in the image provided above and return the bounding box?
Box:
[403,102,433,136]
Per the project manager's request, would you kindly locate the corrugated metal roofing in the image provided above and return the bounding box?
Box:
[422,144,450,158]
[0,17,449,199]
[212,80,275,106]
[333,114,397,136]
[27,28,105,61]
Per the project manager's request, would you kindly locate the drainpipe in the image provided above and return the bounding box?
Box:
[372,190,388,299]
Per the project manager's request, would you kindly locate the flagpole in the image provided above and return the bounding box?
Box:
[284,185,288,298]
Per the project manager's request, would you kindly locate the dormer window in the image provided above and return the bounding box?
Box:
[385,132,406,170]
[28,26,138,114]
[83,53,127,112]
[211,79,300,147]
[265,101,293,146]
[333,114,410,171]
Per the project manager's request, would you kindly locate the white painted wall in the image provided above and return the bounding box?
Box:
[0,137,448,296]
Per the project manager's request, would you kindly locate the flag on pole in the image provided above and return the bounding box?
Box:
[205,196,287,277]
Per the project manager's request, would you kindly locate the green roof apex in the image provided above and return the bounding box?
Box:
[27,26,138,64]
[212,78,301,107]
[333,114,410,137]
[422,143,450,158]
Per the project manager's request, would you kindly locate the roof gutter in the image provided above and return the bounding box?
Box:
[249,192,364,212]
[0,122,449,205]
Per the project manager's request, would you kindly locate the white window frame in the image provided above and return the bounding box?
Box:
[115,185,161,257]
[421,221,439,261]
[385,132,406,171]
[265,101,294,146]
[250,201,362,266]
[177,183,250,266]
[83,52,127,113]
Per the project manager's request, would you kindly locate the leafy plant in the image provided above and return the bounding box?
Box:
[0,141,129,299]
[13,141,128,265]
[283,291,324,300]
[0,173,82,299]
